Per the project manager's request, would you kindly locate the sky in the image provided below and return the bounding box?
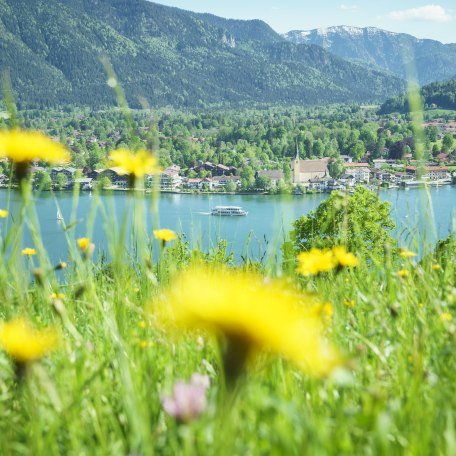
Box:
[150,1,456,43]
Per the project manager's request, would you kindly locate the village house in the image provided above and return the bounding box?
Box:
[325,179,345,192]
[183,178,202,190]
[160,166,183,191]
[183,177,213,190]
[50,167,78,182]
[373,159,387,169]
[338,174,356,187]
[99,168,129,188]
[191,161,236,177]
[72,178,93,190]
[372,171,394,182]
[344,162,370,169]
[345,167,370,183]
[340,155,353,163]
[406,166,450,181]
[255,170,285,187]
[306,178,329,192]
[211,175,241,189]
[213,164,232,176]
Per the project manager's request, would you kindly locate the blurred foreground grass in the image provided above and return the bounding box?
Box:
[0,128,454,456]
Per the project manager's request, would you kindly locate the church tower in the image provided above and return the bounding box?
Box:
[293,138,300,184]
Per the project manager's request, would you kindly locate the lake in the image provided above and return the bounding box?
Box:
[1,186,455,263]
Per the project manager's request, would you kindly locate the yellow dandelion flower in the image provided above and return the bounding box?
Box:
[432,264,441,271]
[0,209,8,218]
[139,340,148,349]
[0,130,70,166]
[51,293,65,300]
[109,149,161,178]
[77,237,90,251]
[297,248,336,276]
[343,298,355,309]
[332,246,359,268]
[397,269,410,278]
[153,228,177,243]
[21,247,36,256]
[77,237,95,253]
[0,318,58,363]
[440,312,452,322]
[322,303,334,318]
[164,267,341,377]
[400,250,417,259]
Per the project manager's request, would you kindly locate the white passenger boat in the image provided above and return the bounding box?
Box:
[211,206,248,216]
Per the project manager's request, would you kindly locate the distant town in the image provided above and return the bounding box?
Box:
[1,146,453,195]
[2,107,454,195]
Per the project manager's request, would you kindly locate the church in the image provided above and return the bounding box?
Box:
[292,143,330,184]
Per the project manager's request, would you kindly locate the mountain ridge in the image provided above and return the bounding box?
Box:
[0,0,405,108]
[283,26,456,85]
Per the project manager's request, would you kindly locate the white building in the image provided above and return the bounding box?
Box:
[345,167,370,183]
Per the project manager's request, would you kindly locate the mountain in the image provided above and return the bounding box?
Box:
[283,26,456,85]
[379,77,456,114]
[0,0,404,109]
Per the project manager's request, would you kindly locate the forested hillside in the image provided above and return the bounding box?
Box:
[284,26,456,85]
[379,78,456,114]
[0,0,404,108]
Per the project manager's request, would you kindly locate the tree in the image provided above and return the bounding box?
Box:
[240,166,255,190]
[442,134,454,152]
[254,175,271,192]
[291,187,396,259]
[328,158,344,179]
[312,139,324,158]
[99,176,111,190]
[54,173,68,191]
[350,141,366,162]
[432,144,440,157]
[35,171,52,191]
[282,162,292,183]
[225,181,237,193]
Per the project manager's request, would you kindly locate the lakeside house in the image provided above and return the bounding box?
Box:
[190,161,237,177]
[99,168,129,187]
[73,178,93,190]
[345,167,370,183]
[372,171,394,183]
[406,166,450,180]
[160,166,183,191]
[255,170,285,187]
[50,167,78,181]
[211,175,241,189]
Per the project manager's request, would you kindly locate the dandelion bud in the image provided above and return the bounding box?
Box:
[74,285,86,299]
[55,261,67,270]
[33,268,44,287]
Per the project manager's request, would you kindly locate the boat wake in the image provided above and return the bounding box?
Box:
[195,211,211,215]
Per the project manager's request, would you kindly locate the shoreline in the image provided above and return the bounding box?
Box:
[0,182,454,196]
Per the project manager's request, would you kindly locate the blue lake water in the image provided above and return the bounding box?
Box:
[0,186,455,263]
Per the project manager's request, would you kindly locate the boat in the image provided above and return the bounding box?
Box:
[211,206,248,216]
[57,210,63,221]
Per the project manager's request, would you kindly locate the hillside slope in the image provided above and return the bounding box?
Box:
[379,78,456,114]
[0,0,405,108]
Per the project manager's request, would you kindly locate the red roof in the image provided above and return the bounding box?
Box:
[344,162,369,168]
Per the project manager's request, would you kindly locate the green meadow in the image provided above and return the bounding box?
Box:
[0,163,454,455]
